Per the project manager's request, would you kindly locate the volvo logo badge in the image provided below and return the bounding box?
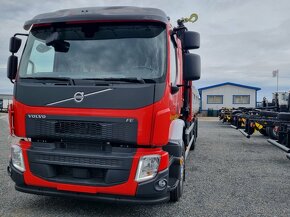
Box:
[74,92,84,103]
[28,114,46,119]
[46,89,112,106]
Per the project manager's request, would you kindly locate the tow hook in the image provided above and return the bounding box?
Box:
[7,165,12,177]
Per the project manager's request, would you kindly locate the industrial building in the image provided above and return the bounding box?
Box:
[0,94,13,112]
[198,82,261,116]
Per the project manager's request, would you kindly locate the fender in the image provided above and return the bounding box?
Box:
[163,119,185,157]
[169,119,185,143]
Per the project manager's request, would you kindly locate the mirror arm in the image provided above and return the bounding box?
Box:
[182,49,189,54]
[170,85,180,95]
[169,30,177,48]
[177,84,190,88]
[14,33,29,37]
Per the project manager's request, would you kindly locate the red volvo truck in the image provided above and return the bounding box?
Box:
[7,7,201,203]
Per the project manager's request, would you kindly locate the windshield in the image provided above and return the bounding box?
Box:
[19,23,167,82]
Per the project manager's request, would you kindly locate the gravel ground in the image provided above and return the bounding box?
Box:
[1,116,290,217]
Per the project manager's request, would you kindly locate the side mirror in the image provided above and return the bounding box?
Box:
[7,55,18,80]
[9,37,22,53]
[183,53,201,81]
[182,31,200,50]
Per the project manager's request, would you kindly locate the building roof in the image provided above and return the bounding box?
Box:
[0,94,13,100]
[24,7,168,30]
[198,82,261,92]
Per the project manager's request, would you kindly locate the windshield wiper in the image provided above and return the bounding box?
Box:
[82,77,150,84]
[20,76,75,85]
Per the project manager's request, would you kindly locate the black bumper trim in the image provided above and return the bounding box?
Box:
[9,162,25,186]
[15,185,170,204]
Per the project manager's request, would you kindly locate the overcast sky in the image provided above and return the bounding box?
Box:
[0,0,290,100]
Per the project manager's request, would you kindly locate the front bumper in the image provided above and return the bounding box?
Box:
[15,185,169,204]
[9,162,170,204]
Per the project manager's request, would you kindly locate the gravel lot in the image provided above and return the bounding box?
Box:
[1,115,290,217]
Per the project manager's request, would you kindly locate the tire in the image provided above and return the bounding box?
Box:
[268,127,278,140]
[278,112,290,121]
[265,127,270,137]
[259,111,278,118]
[259,128,268,136]
[170,144,185,202]
[232,110,242,115]
[247,125,255,135]
[190,138,196,151]
[195,119,198,139]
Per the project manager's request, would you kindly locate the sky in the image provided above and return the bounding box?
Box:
[0,0,290,100]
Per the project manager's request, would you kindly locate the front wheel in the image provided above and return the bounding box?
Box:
[170,150,185,202]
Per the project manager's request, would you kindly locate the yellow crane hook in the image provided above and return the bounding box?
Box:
[180,13,198,24]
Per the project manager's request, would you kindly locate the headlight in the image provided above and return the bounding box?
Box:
[135,155,160,182]
[11,144,25,172]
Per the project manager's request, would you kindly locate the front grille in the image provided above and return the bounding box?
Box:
[26,115,137,143]
[35,154,121,168]
[55,121,102,135]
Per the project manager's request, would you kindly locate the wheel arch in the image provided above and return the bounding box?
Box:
[163,119,185,157]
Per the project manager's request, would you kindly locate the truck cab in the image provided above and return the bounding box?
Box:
[7,6,201,203]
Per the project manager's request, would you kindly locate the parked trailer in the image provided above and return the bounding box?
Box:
[221,92,290,160]
[267,112,290,159]
[235,93,290,140]
[6,7,201,203]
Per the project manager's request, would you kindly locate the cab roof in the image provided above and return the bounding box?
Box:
[24,6,169,30]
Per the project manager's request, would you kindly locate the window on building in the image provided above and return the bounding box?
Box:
[207,95,223,104]
[233,95,250,104]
